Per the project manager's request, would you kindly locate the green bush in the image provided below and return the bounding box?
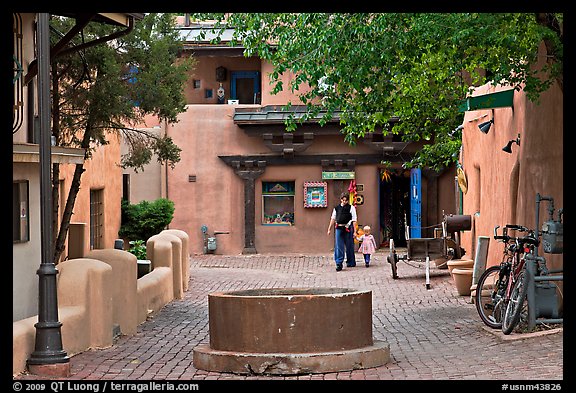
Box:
[119,198,175,242]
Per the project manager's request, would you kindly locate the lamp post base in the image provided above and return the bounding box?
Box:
[27,362,70,378]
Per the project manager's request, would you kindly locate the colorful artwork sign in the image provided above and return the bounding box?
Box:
[304,181,327,208]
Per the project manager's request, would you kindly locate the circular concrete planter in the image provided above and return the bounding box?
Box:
[193,287,390,374]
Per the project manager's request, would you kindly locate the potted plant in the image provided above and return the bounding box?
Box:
[128,240,151,278]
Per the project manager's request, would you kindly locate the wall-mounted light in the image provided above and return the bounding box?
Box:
[502,134,520,153]
[478,118,494,134]
[477,109,494,134]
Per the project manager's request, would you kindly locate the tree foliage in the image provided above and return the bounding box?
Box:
[119,198,175,242]
[190,13,562,171]
[52,13,192,170]
[50,13,192,262]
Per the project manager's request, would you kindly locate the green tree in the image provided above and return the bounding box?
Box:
[191,13,562,170]
[50,13,193,263]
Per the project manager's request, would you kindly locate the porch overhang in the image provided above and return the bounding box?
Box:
[13,143,85,165]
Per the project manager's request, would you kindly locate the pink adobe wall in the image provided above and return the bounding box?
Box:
[260,61,309,106]
[460,77,563,273]
[165,104,385,255]
[253,164,382,254]
[166,103,458,255]
[166,104,258,254]
[183,56,262,104]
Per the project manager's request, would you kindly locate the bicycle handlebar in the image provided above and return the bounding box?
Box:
[493,224,532,241]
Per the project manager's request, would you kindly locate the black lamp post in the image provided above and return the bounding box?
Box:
[26,13,70,374]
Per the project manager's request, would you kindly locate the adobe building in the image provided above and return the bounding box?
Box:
[458,42,563,274]
[126,18,458,256]
[12,13,139,320]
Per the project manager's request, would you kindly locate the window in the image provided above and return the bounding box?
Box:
[90,189,104,249]
[262,181,295,226]
[13,180,29,242]
[230,71,261,104]
[122,174,130,202]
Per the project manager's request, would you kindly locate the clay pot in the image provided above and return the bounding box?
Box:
[452,268,473,296]
[447,259,474,275]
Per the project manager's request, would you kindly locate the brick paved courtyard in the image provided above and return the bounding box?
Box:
[15,252,563,382]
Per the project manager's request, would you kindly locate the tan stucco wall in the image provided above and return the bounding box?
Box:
[122,125,165,203]
[86,249,138,336]
[58,134,123,257]
[13,231,189,376]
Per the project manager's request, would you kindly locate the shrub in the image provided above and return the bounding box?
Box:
[128,240,148,260]
[119,198,175,242]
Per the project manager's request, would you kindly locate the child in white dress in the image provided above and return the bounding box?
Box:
[357,225,377,267]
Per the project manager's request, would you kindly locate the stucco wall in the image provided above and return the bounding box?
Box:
[13,164,41,321]
[13,230,189,376]
[460,81,563,272]
[165,103,457,255]
[58,134,123,257]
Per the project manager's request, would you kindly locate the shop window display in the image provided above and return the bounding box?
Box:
[262,181,295,226]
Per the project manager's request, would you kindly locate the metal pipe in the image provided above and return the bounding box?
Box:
[526,255,536,330]
[536,319,563,325]
[535,275,563,281]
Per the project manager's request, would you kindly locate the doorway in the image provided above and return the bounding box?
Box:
[230,71,261,104]
[379,168,411,247]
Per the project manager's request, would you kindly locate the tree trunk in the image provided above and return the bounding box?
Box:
[536,13,563,93]
[53,163,85,264]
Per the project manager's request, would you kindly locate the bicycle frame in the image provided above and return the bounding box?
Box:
[476,224,532,329]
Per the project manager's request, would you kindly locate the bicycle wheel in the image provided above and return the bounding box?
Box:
[475,265,507,329]
[502,269,529,335]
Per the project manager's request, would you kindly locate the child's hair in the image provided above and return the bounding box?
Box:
[363,225,371,232]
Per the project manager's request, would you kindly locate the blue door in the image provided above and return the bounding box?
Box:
[410,168,422,238]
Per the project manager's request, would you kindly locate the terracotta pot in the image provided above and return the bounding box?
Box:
[447,258,474,275]
[452,268,473,296]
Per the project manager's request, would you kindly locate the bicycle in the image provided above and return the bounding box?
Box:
[474,224,538,330]
[501,194,563,334]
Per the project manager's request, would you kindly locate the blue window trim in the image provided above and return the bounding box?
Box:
[230,71,261,102]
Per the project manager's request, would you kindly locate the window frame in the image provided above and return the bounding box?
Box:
[261,181,295,226]
[230,71,261,104]
[13,180,30,243]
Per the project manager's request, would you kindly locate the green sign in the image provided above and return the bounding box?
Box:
[322,171,355,180]
[458,89,514,112]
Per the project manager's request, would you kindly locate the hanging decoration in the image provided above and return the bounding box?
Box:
[457,163,468,194]
[348,179,357,206]
[380,169,392,182]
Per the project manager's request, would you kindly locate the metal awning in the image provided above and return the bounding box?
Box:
[233,105,341,125]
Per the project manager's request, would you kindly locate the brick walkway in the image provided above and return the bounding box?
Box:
[15,252,563,382]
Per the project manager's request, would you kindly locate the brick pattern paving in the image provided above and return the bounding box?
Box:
[15,252,563,381]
